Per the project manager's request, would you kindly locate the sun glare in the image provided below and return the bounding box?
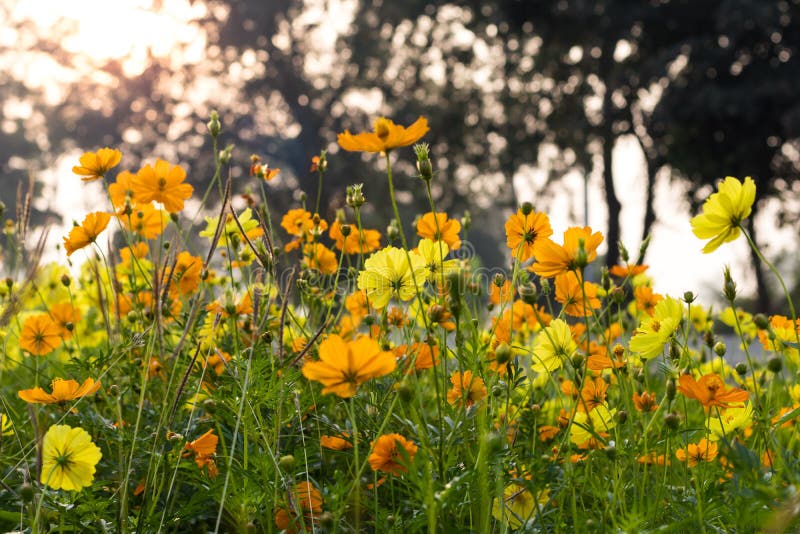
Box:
[10,0,208,77]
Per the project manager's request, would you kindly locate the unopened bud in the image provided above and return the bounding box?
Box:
[666,378,677,401]
[683,291,695,303]
[520,202,534,216]
[207,110,221,137]
[495,343,512,365]
[664,412,680,430]
[767,357,783,373]
[753,313,769,330]
[713,341,726,357]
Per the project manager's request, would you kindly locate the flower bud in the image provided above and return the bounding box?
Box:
[61,274,71,287]
[735,362,748,375]
[493,273,506,288]
[461,211,471,231]
[207,110,221,138]
[518,282,538,304]
[767,357,783,373]
[494,343,512,365]
[340,223,352,237]
[520,202,534,216]
[279,455,295,471]
[722,266,737,302]
[664,412,680,430]
[575,238,588,269]
[19,483,35,503]
[713,341,726,357]
[753,313,769,330]
[666,378,676,401]
[683,291,695,303]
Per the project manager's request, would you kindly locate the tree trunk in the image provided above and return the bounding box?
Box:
[602,134,621,269]
[746,206,772,312]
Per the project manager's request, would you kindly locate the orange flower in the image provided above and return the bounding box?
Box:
[554,271,601,317]
[171,251,203,295]
[131,159,193,213]
[120,242,150,265]
[504,210,553,262]
[579,377,609,412]
[633,390,659,412]
[329,221,382,255]
[394,342,440,372]
[368,433,418,474]
[301,335,396,398]
[675,438,718,467]
[609,263,649,278]
[73,147,122,182]
[19,314,62,355]
[274,482,323,532]
[489,279,514,306]
[108,170,136,209]
[338,116,429,153]
[205,350,232,375]
[49,302,81,339]
[63,211,111,256]
[18,378,101,405]
[183,429,218,476]
[303,243,338,275]
[416,212,462,250]
[530,227,604,278]
[118,202,168,239]
[446,370,487,408]
[634,286,662,316]
[677,373,749,409]
[320,433,353,450]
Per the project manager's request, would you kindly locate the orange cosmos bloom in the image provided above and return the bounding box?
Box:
[72,147,122,182]
[634,286,662,316]
[108,170,136,209]
[579,377,609,412]
[49,302,81,339]
[118,202,168,239]
[303,243,338,275]
[368,433,418,474]
[171,251,203,295]
[120,242,150,265]
[416,212,462,250]
[677,373,749,409]
[274,482,323,532]
[489,279,514,306]
[675,438,718,467]
[554,271,601,317]
[301,335,396,398]
[446,370,487,408]
[63,211,111,256]
[633,390,659,412]
[19,314,62,355]
[337,116,429,153]
[609,263,649,278]
[19,377,101,405]
[394,342,440,372]
[329,221,382,255]
[320,433,353,450]
[531,227,604,278]
[504,210,553,262]
[183,429,218,476]
[131,159,193,213]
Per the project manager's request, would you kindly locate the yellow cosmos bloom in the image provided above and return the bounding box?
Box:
[531,319,577,374]
[200,207,264,248]
[40,425,102,491]
[570,404,617,447]
[707,402,753,441]
[492,484,549,530]
[357,247,426,309]
[415,239,459,283]
[690,176,756,253]
[337,116,429,153]
[629,296,683,359]
[63,211,111,256]
[72,147,121,182]
[1,413,13,436]
[301,335,396,397]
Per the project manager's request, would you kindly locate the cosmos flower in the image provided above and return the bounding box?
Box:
[338,116,429,153]
[63,212,111,256]
[531,319,577,374]
[40,425,102,491]
[530,226,604,278]
[72,148,121,182]
[18,378,101,405]
[690,176,756,253]
[446,370,487,408]
[131,159,193,213]
[357,247,427,309]
[368,433,418,474]
[677,373,749,409]
[416,212,462,250]
[19,314,62,355]
[301,335,396,398]
[504,209,553,263]
[675,438,718,467]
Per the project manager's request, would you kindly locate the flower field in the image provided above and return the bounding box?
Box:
[1,115,799,532]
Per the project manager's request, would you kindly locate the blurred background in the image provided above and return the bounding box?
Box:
[1,0,799,309]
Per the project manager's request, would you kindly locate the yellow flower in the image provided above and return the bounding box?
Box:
[531,319,576,374]
[719,307,757,339]
[1,413,13,436]
[570,404,617,447]
[63,212,111,256]
[707,402,753,441]
[40,425,102,491]
[629,296,683,359]
[72,148,121,182]
[690,176,756,253]
[415,239,459,283]
[492,484,549,530]
[118,202,168,239]
[301,335,396,397]
[357,247,426,309]
[199,208,264,248]
[337,116,429,153]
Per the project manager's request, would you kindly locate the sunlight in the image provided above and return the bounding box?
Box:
[10,0,208,77]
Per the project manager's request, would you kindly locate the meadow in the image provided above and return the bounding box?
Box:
[0,114,799,532]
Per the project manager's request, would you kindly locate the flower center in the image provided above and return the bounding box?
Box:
[158,177,167,191]
[374,118,391,140]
